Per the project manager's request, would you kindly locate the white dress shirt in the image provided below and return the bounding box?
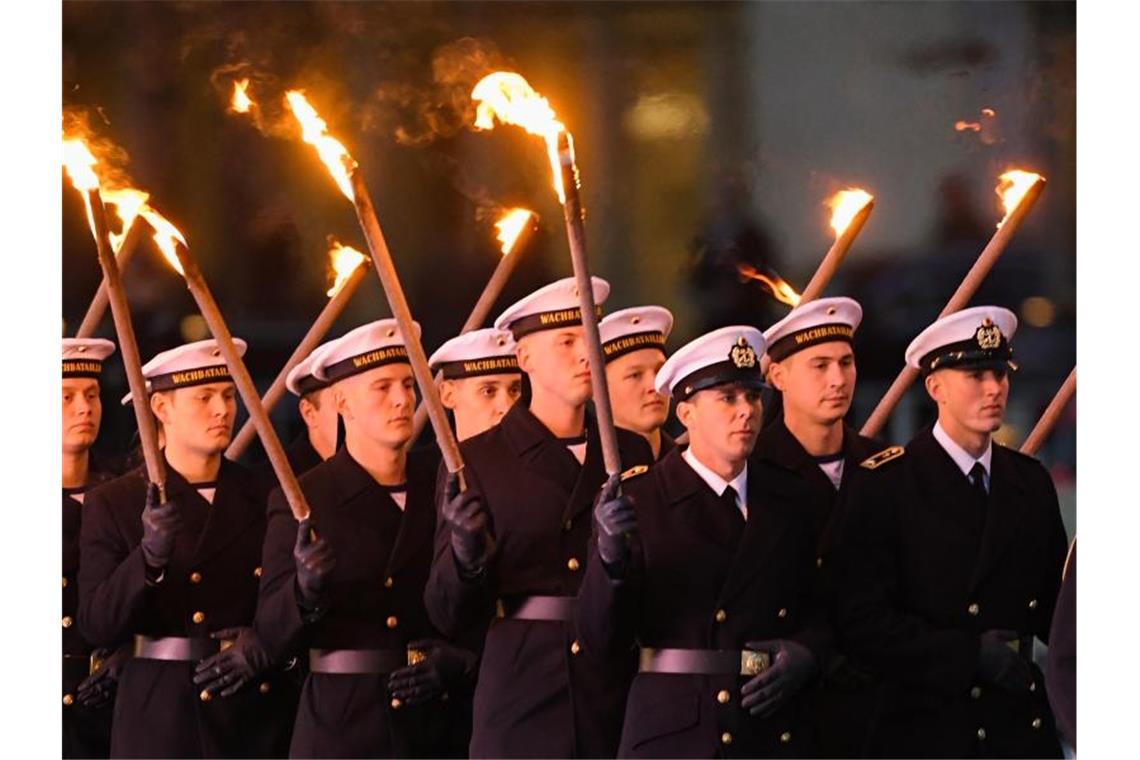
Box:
[682,448,749,520]
[932,420,993,493]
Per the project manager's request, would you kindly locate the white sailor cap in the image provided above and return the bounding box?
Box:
[121,338,245,405]
[312,318,420,385]
[598,306,674,364]
[285,338,339,397]
[905,305,1019,375]
[763,297,863,362]
[654,325,768,402]
[493,276,610,340]
[428,328,519,380]
[62,338,116,379]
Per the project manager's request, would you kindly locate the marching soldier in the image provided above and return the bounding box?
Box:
[78,338,294,758]
[578,325,826,757]
[281,342,342,473]
[62,338,124,758]
[428,327,523,442]
[255,319,476,758]
[425,276,654,757]
[599,306,677,459]
[754,297,884,756]
[833,306,1068,758]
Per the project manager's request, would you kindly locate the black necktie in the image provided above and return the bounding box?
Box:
[969,462,988,502]
[721,485,744,524]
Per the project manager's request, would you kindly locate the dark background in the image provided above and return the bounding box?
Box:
[62,1,1075,531]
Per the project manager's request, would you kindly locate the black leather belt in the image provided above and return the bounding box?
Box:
[639,647,772,676]
[497,595,577,622]
[309,648,410,674]
[133,635,222,662]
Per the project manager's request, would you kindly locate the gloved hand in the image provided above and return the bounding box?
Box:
[593,474,636,570]
[740,639,818,718]
[140,482,181,570]
[388,639,478,706]
[75,645,131,709]
[440,472,493,574]
[977,629,1033,693]
[294,518,336,611]
[192,627,274,698]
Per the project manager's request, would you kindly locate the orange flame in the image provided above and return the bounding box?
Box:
[326,239,366,298]
[494,208,535,256]
[285,90,358,201]
[231,78,253,114]
[138,206,188,276]
[826,189,873,239]
[102,187,150,252]
[737,263,802,307]
[62,138,101,238]
[996,170,1044,229]
[471,72,570,203]
[955,120,982,132]
[981,107,996,117]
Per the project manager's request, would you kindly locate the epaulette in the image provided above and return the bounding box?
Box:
[620,464,650,482]
[860,445,906,470]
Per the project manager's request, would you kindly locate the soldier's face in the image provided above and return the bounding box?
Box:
[769,342,856,426]
[299,387,339,459]
[440,374,522,441]
[678,383,764,464]
[517,328,593,407]
[152,382,237,456]
[926,366,1010,436]
[337,363,416,449]
[605,349,668,435]
[62,378,102,454]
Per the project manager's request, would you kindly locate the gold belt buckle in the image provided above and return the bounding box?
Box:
[407,648,428,666]
[88,651,106,676]
[740,649,770,676]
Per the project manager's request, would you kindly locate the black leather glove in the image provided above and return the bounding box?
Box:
[740,639,818,718]
[977,629,1033,693]
[593,474,636,571]
[294,518,336,612]
[440,472,493,574]
[388,639,478,706]
[75,645,131,709]
[192,627,274,698]
[140,482,181,570]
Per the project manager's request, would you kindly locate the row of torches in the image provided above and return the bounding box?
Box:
[63,70,1073,520]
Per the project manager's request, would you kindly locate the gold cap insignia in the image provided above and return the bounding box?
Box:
[975,318,1003,350]
[729,336,758,369]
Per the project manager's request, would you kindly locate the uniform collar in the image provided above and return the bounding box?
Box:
[682,447,748,511]
[932,419,992,479]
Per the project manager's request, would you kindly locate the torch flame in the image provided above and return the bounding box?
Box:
[737,263,802,307]
[995,170,1043,229]
[826,189,873,239]
[494,208,535,256]
[138,206,188,276]
[102,187,150,252]
[955,120,982,132]
[285,90,358,201]
[471,72,569,203]
[326,239,366,298]
[62,138,101,238]
[231,78,254,114]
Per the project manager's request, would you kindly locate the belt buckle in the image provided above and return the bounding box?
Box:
[88,651,105,676]
[407,647,428,666]
[740,649,770,676]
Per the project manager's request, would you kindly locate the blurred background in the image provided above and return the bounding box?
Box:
[62,1,1075,533]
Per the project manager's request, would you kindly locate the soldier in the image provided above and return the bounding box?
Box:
[833,306,1068,757]
[428,327,523,442]
[599,306,676,459]
[282,342,342,473]
[578,325,826,757]
[255,319,476,758]
[78,339,294,758]
[62,338,125,758]
[754,297,884,756]
[425,276,654,757]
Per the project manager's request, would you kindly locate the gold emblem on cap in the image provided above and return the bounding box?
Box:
[77,345,88,353]
[975,318,1002,350]
[729,336,758,369]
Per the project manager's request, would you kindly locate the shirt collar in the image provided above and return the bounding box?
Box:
[682,447,748,508]
[932,420,992,478]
